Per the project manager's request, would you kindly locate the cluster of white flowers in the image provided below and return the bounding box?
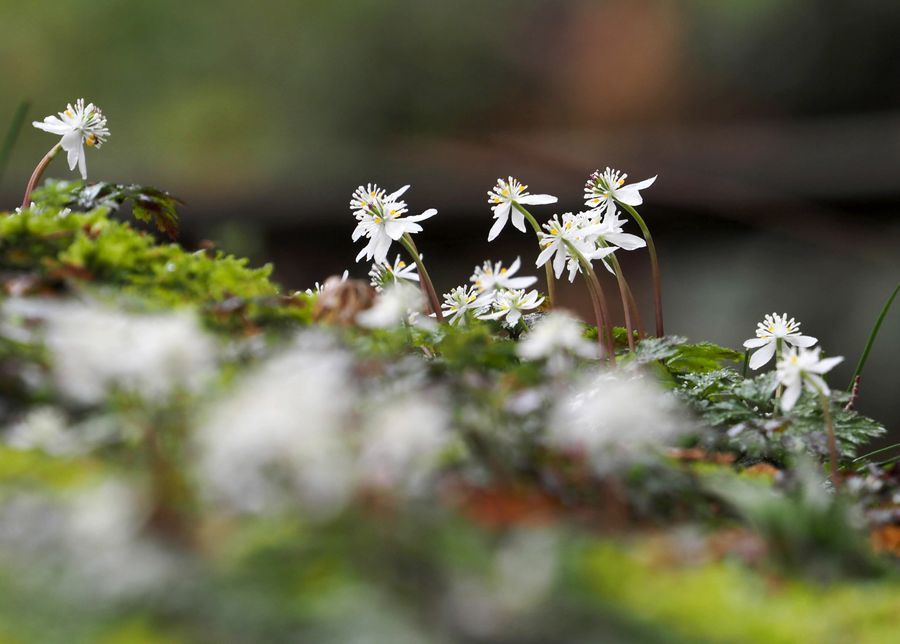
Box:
[441,257,543,327]
[742,312,842,412]
[535,207,645,282]
[350,184,436,264]
[546,371,689,475]
[0,481,178,600]
[196,333,452,515]
[1,298,217,405]
[517,311,598,370]
[196,336,358,517]
[33,99,110,180]
[357,393,450,497]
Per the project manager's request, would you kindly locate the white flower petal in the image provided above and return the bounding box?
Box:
[488,212,509,242]
[386,185,410,201]
[604,232,646,251]
[781,379,802,412]
[510,207,528,233]
[788,335,818,348]
[518,194,557,205]
[535,245,556,268]
[749,341,776,370]
[743,337,769,349]
[406,208,438,223]
[810,355,844,374]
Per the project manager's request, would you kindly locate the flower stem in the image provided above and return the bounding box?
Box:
[848,283,899,391]
[813,384,841,490]
[604,249,638,350]
[400,234,444,322]
[514,202,556,307]
[565,240,615,363]
[619,202,664,336]
[21,143,61,210]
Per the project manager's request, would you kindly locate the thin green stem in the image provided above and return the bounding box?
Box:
[619,202,664,337]
[848,283,899,391]
[581,270,609,361]
[852,441,900,464]
[0,100,29,191]
[812,382,840,490]
[21,143,61,210]
[399,234,443,322]
[513,202,555,307]
[565,239,616,363]
[604,249,636,351]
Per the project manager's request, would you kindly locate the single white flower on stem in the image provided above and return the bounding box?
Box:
[441,285,493,325]
[776,347,843,413]
[369,254,419,292]
[486,177,557,242]
[32,99,110,180]
[743,312,818,370]
[584,167,656,217]
[478,289,544,327]
[470,257,538,293]
[518,311,598,370]
[535,213,614,282]
[350,184,437,264]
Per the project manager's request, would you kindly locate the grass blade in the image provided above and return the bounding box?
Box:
[848,283,900,391]
[0,100,30,190]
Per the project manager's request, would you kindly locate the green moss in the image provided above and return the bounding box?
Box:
[0,202,310,332]
[584,542,900,644]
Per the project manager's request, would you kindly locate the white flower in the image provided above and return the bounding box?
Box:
[470,257,537,293]
[600,210,646,251]
[776,347,844,412]
[479,289,544,327]
[518,311,598,369]
[547,372,689,475]
[743,312,818,370]
[357,282,428,329]
[369,254,419,292]
[584,167,656,216]
[351,184,437,264]
[196,336,356,516]
[32,99,110,180]
[441,285,493,325]
[358,394,449,496]
[4,407,81,456]
[486,177,557,242]
[2,299,216,405]
[535,213,615,282]
[0,481,176,600]
[304,269,349,296]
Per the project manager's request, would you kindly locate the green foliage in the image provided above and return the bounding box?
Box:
[585,541,900,644]
[630,335,744,375]
[31,179,181,239]
[707,464,884,580]
[0,195,308,332]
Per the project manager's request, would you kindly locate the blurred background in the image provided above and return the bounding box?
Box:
[1,0,898,430]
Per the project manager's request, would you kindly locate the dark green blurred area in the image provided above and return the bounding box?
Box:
[1,0,899,427]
